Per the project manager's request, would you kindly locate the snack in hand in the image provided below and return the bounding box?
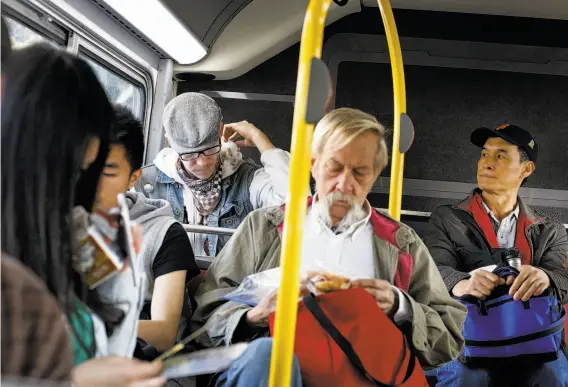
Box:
[309,272,351,293]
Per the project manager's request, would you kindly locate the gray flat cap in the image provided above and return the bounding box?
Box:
[163,92,222,154]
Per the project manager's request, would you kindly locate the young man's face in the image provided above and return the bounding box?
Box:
[96,144,141,211]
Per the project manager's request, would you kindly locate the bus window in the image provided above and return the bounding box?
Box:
[4,16,55,49]
[80,54,145,121]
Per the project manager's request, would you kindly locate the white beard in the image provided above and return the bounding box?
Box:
[313,192,367,233]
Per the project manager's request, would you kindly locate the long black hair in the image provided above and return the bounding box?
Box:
[1,44,124,350]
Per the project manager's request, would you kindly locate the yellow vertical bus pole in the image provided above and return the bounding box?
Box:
[378,0,407,221]
[268,1,332,386]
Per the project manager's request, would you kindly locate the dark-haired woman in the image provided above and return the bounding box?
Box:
[1,43,164,387]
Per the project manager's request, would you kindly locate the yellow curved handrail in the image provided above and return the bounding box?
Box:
[269,0,407,385]
[267,1,332,386]
[379,0,407,221]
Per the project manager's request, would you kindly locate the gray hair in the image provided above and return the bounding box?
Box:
[312,108,389,171]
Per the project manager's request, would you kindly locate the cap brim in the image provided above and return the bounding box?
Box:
[470,127,522,150]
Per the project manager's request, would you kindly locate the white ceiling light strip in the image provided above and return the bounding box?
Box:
[99,0,207,64]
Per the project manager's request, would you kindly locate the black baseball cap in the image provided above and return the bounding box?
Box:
[470,124,538,163]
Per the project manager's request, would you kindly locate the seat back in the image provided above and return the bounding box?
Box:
[187,270,207,297]
[564,304,568,345]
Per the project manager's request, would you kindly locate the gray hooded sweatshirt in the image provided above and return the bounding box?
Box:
[126,192,178,301]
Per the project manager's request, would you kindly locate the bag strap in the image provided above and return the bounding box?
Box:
[450,208,492,255]
[303,293,416,387]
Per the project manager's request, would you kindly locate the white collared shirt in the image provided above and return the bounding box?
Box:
[300,198,412,324]
[471,202,520,275]
[482,201,520,248]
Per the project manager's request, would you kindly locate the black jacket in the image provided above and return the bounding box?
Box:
[424,190,568,304]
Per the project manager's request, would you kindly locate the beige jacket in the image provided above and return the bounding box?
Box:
[193,205,467,368]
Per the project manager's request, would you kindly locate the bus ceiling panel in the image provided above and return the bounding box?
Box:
[173,0,361,80]
[362,0,568,20]
[323,34,568,69]
[32,0,161,71]
[162,0,252,48]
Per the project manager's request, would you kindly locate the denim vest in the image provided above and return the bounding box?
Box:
[137,161,258,255]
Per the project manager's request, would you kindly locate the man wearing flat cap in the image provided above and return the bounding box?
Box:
[423,124,568,385]
[138,92,295,257]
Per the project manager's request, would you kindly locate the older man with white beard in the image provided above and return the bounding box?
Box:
[192,108,466,384]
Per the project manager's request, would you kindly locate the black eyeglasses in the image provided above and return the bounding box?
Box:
[179,143,222,161]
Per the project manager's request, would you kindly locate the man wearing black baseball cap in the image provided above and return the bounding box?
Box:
[471,123,538,164]
[423,124,568,385]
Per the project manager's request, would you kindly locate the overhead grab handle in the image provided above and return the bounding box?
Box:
[305,58,334,124]
[398,113,414,154]
[333,0,349,6]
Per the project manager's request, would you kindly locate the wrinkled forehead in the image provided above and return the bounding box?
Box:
[316,133,377,167]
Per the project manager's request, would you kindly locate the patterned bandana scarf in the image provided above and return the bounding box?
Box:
[176,158,223,216]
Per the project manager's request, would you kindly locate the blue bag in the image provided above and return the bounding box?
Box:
[457,266,565,364]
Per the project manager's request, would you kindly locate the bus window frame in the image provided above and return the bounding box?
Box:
[78,41,148,122]
[2,0,155,145]
[76,36,152,134]
[2,0,67,46]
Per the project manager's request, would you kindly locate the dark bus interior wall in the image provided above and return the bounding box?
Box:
[178,8,568,229]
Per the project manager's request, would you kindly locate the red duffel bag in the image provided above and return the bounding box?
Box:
[269,287,427,387]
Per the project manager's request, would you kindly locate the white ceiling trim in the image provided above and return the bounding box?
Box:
[174,0,361,80]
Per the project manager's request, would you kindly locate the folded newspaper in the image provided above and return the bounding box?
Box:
[162,343,249,379]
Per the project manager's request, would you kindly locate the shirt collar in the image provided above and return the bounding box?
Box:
[482,200,519,224]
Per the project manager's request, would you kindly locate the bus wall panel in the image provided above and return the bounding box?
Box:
[177,43,300,95]
[368,193,568,225]
[336,61,568,192]
[212,99,294,165]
